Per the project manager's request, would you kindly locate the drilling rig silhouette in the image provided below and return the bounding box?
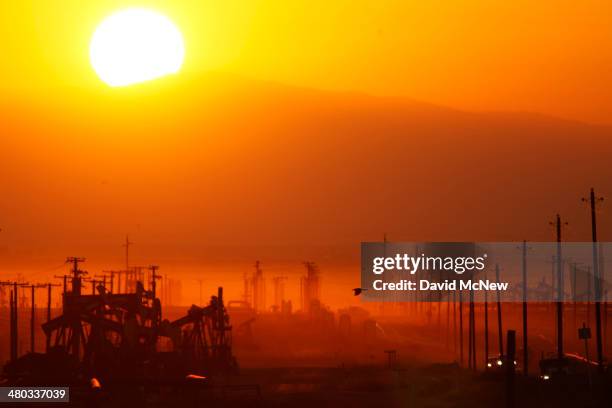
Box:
[3,257,237,385]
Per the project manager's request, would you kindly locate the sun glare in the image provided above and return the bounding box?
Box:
[90,8,185,87]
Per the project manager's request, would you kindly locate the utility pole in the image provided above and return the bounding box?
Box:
[65,257,86,357]
[28,283,46,353]
[505,330,517,408]
[9,281,28,360]
[54,274,68,294]
[123,235,133,270]
[149,265,161,300]
[102,270,121,293]
[484,270,489,368]
[46,282,60,351]
[458,289,464,365]
[0,281,16,360]
[496,264,504,357]
[148,265,162,335]
[521,241,529,375]
[11,284,16,360]
[30,284,35,353]
[550,215,567,359]
[164,274,168,306]
[453,289,457,357]
[0,282,8,309]
[468,289,472,368]
[446,286,451,350]
[66,257,87,295]
[582,188,604,372]
[550,255,556,301]
[85,278,95,295]
[570,262,578,333]
[469,287,476,370]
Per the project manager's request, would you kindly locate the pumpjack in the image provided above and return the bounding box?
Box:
[3,259,237,385]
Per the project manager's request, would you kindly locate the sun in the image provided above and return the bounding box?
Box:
[90,8,185,87]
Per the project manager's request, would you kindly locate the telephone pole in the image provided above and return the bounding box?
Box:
[66,257,87,295]
[582,188,604,372]
[0,281,17,360]
[484,270,489,368]
[30,284,35,352]
[458,288,464,365]
[65,257,86,357]
[468,287,476,370]
[549,214,567,359]
[8,281,28,360]
[123,235,133,270]
[496,264,504,357]
[149,265,161,300]
[46,282,60,351]
[11,283,17,360]
[521,241,529,375]
[28,283,47,353]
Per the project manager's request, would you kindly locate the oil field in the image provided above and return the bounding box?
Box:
[3,2,612,407]
[1,189,611,407]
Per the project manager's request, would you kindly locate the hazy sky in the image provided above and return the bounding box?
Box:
[1,1,611,308]
[2,0,612,123]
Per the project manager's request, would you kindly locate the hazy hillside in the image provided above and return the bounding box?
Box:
[1,72,611,266]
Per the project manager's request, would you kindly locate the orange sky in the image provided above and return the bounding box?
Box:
[1,1,612,123]
[1,1,612,307]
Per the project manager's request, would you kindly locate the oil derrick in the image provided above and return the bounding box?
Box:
[4,255,237,383]
[300,261,320,314]
[161,287,236,374]
[240,262,267,312]
[272,275,287,312]
[248,261,266,312]
[242,271,251,306]
[40,261,163,379]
